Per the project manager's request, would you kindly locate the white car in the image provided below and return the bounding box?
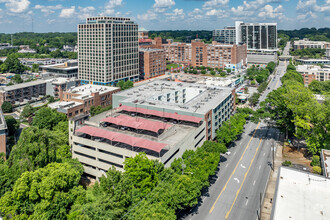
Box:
[225,151,231,156]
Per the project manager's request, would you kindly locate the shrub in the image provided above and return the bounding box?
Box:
[312,166,322,175]
[282,160,292,166]
[310,155,320,167]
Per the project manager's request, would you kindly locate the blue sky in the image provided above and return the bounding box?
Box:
[0,0,329,33]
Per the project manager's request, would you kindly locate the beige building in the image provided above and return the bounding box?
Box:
[293,39,330,50]
[78,17,139,86]
[296,65,330,86]
[139,48,166,79]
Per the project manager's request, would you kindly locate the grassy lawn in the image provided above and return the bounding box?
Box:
[166,63,182,70]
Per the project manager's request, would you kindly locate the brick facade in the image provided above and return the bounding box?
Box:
[139,48,166,79]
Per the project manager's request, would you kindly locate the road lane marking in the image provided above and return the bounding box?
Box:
[225,164,229,168]
[245,199,249,206]
[225,139,263,219]
[253,180,256,186]
[234,178,240,183]
[263,153,265,156]
[259,165,261,170]
[240,164,246,169]
[209,122,261,214]
[233,151,237,156]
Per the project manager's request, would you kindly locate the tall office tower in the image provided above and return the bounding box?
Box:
[78,17,139,85]
[213,26,236,44]
[236,22,277,50]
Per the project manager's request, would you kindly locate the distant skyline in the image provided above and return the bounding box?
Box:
[0,0,329,33]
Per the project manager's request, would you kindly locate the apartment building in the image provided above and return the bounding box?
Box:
[49,84,120,118]
[237,21,277,51]
[296,65,330,86]
[139,48,166,79]
[293,39,330,50]
[213,26,236,44]
[78,17,139,86]
[163,39,247,70]
[69,80,235,179]
[0,80,46,105]
[327,48,330,58]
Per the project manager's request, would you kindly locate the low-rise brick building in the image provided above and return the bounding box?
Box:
[139,48,166,79]
[49,84,120,118]
[163,39,247,70]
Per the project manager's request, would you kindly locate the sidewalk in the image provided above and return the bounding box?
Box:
[261,136,284,220]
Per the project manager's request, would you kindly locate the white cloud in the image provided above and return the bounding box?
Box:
[165,8,184,21]
[258,4,285,19]
[153,0,175,12]
[104,0,122,15]
[35,4,62,16]
[203,0,229,9]
[296,0,330,13]
[59,6,75,18]
[46,19,56,24]
[138,10,158,20]
[188,8,203,19]
[297,11,317,21]
[1,0,30,13]
[78,6,95,20]
[205,9,227,19]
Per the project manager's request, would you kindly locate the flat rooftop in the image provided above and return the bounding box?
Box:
[115,79,232,115]
[70,84,118,95]
[272,167,330,220]
[0,79,46,92]
[48,101,82,112]
[40,62,78,71]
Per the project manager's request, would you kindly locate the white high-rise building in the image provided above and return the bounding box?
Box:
[236,21,277,51]
[213,21,277,51]
[78,17,139,85]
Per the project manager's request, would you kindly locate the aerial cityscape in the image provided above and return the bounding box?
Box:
[0,0,329,220]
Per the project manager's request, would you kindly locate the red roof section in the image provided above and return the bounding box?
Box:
[102,114,171,133]
[75,126,167,153]
[118,105,202,124]
[139,39,152,43]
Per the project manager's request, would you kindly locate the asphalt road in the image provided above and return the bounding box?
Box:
[183,44,290,220]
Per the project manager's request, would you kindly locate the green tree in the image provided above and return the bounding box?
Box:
[12,74,23,83]
[32,107,67,130]
[0,162,84,220]
[20,103,34,119]
[1,101,12,113]
[210,70,216,75]
[266,61,276,74]
[31,64,39,72]
[4,115,19,136]
[201,70,206,74]
[248,93,260,106]
[48,96,55,103]
[3,53,26,74]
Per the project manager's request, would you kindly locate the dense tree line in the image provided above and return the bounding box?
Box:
[0,32,77,49]
[278,27,330,41]
[262,64,330,154]
[290,48,326,58]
